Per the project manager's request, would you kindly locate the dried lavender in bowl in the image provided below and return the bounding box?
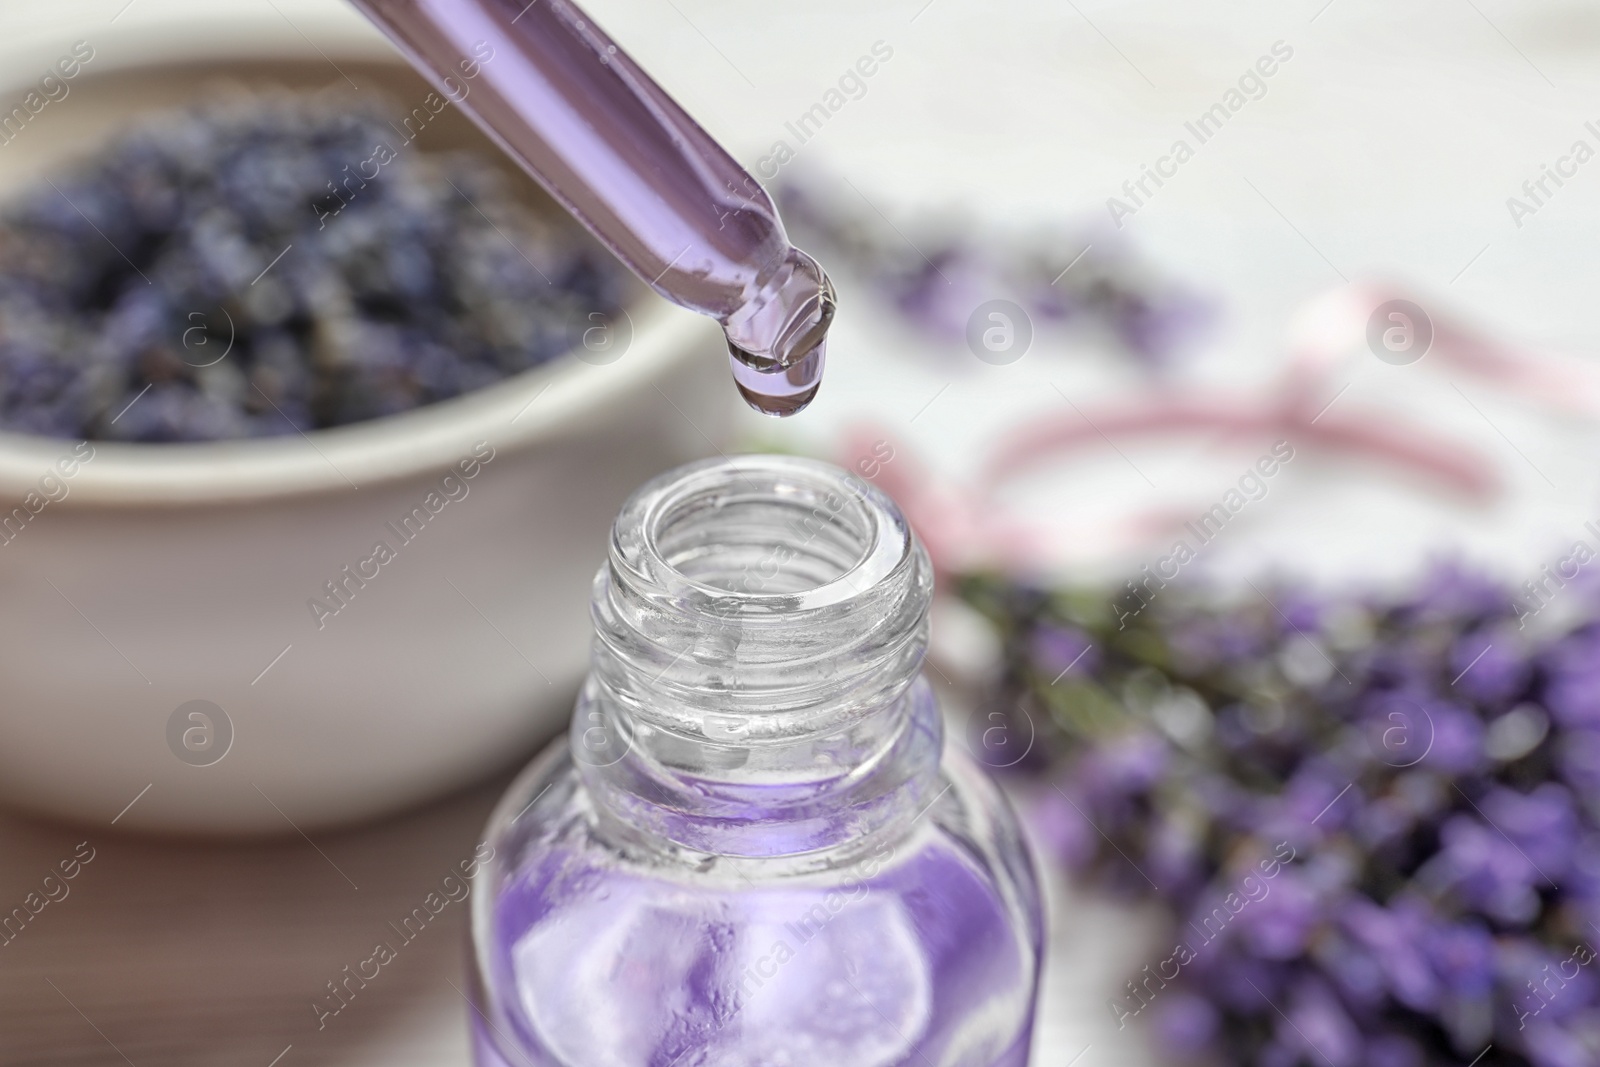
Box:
[0,94,629,442]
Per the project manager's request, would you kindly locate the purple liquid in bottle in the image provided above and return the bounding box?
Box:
[349,0,835,416]
[466,457,1044,1066]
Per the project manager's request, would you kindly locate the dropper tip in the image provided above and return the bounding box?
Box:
[720,247,835,417]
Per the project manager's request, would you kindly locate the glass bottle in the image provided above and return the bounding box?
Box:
[469,455,1044,1066]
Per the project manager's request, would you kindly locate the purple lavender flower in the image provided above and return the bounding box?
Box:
[1352,638,1443,694]
[889,251,985,341]
[1421,918,1495,999]
[0,96,629,442]
[1278,763,1361,832]
[1105,287,1213,370]
[1150,992,1219,1055]
[1235,869,1322,960]
[1522,1019,1592,1067]
[1081,732,1169,795]
[1257,1040,1299,1067]
[1194,948,1285,1014]
[1275,588,1327,636]
[960,561,1600,1067]
[1167,615,1267,672]
[1365,1032,1425,1067]
[775,175,1214,373]
[1450,632,1531,705]
[1338,897,1441,1012]
[1542,635,1600,729]
[1563,833,1600,902]
[1030,623,1098,681]
[1436,814,1543,923]
[1423,701,1489,775]
[1559,728,1600,796]
[1480,784,1578,879]
[1285,975,1365,1067]
[1027,786,1097,872]
[1314,931,1388,1009]
[1404,560,1518,622]
[1353,795,1416,850]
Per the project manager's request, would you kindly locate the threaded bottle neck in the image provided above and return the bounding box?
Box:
[575,455,940,858]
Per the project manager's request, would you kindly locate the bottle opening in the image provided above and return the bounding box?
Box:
[650,462,874,595]
[625,455,907,613]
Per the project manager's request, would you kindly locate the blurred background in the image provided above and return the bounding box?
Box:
[3,0,1600,1064]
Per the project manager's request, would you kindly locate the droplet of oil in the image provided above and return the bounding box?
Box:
[726,340,825,417]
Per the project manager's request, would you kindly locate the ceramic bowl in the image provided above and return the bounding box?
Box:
[0,5,735,833]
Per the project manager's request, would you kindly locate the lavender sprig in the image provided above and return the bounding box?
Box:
[958,562,1600,1067]
[774,176,1213,372]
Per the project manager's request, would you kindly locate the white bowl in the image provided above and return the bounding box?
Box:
[0,10,735,833]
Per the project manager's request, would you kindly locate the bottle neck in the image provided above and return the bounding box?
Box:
[573,455,940,859]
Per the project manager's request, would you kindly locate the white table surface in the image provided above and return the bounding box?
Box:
[6,0,1600,1063]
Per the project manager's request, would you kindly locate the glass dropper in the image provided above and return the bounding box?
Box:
[348,0,836,416]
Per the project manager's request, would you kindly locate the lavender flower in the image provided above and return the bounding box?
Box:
[773,177,1214,372]
[0,94,627,442]
[956,561,1600,1067]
